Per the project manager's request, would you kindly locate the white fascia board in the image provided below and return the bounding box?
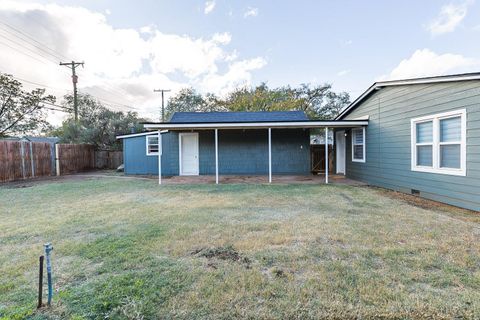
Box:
[143,121,368,130]
[378,73,480,87]
[116,130,168,139]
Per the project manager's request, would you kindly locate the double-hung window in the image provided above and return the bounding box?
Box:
[352,127,366,162]
[411,109,466,176]
[146,135,159,156]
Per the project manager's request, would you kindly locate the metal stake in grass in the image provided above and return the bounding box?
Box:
[44,243,54,306]
[37,255,44,309]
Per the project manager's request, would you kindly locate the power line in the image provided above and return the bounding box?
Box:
[0,32,60,65]
[0,22,69,62]
[0,39,53,65]
[81,86,138,111]
[0,21,142,115]
[12,74,136,112]
[10,75,70,94]
[0,20,140,111]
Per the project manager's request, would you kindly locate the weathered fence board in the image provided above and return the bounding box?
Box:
[57,144,95,175]
[95,150,122,169]
[0,141,52,182]
[1,141,123,183]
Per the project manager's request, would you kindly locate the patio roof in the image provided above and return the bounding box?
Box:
[143,119,368,130]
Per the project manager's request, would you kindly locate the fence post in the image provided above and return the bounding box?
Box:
[50,144,56,176]
[55,144,60,176]
[29,142,35,178]
[20,141,26,179]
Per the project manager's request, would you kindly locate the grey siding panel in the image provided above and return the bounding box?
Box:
[345,80,480,211]
[123,129,310,176]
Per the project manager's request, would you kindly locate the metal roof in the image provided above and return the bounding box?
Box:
[336,72,480,120]
[169,111,308,123]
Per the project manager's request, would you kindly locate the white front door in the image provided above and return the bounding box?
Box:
[336,130,346,174]
[179,133,199,175]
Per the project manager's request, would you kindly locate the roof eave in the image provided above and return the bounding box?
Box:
[143,120,368,130]
[336,72,480,120]
[116,130,168,140]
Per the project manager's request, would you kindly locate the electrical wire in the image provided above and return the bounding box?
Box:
[0,21,142,113]
[0,22,69,61]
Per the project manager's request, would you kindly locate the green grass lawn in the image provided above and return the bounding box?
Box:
[0,177,479,319]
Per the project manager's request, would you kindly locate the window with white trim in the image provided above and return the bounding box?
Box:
[411,109,466,176]
[146,135,159,155]
[351,127,366,162]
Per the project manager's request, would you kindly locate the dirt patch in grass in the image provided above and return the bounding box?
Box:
[192,245,252,268]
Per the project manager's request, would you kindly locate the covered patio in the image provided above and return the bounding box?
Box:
[144,118,368,185]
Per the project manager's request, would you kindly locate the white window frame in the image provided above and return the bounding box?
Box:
[146,135,159,156]
[411,109,466,176]
[351,127,366,163]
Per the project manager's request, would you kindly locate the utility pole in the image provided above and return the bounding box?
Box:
[153,89,170,122]
[60,61,84,121]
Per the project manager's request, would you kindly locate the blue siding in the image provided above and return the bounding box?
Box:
[343,80,480,211]
[123,129,310,176]
[123,132,178,175]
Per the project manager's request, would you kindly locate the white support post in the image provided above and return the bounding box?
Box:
[325,127,329,184]
[158,130,162,185]
[215,129,219,184]
[268,128,272,183]
[55,144,60,176]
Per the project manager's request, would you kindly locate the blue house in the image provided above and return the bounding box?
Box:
[117,111,366,182]
[117,72,480,211]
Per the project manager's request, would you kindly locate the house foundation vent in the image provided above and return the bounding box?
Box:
[411,189,420,196]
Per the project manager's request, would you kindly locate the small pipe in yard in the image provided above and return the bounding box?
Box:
[44,243,53,306]
[37,255,44,309]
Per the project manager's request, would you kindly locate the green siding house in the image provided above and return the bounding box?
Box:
[117,73,479,211]
[336,73,480,211]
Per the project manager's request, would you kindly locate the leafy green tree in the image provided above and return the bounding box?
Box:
[219,83,303,113]
[52,93,145,150]
[165,87,226,120]
[166,83,350,120]
[0,73,56,137]
[291,83,351,119]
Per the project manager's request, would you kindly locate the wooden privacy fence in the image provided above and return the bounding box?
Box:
[310,145,334,174]
[0,140,54,182]
[55,144,95,175]
[95,150,122,169]
[0,141,123,183]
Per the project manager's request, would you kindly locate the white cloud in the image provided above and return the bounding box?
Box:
[212,32,232,45]
[379,49,479,80]
[0,1,266,122]
[204,1,215,14]
[426,0,473,35]
[199,57,267,95]
[244,7,258,18]
[337,70,350,77]
[340,40,352,47]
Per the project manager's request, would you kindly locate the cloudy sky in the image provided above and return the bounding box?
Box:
[0,0,479,124]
